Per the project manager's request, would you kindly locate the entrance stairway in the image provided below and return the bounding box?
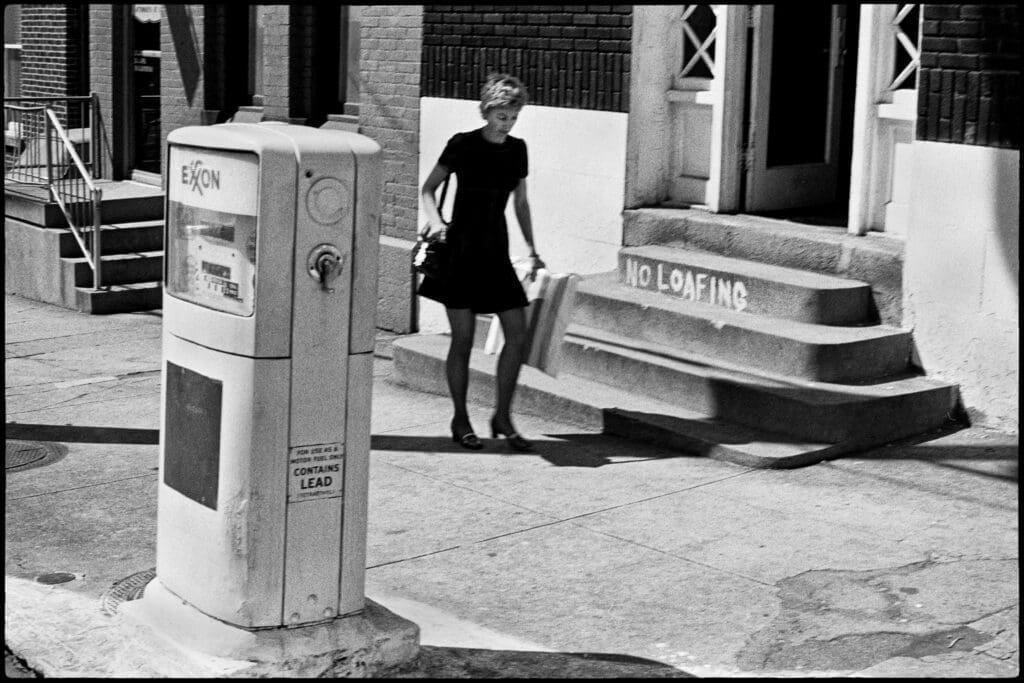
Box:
[391,208,962,468]
[5,180,165,313]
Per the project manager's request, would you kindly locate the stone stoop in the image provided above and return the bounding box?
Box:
[391,211,962,469]
[623,207,906,327]
[5,181,165,314]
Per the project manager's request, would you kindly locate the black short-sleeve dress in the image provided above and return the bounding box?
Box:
[418,128,531,313]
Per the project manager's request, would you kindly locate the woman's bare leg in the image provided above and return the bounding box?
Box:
[446,307,476,432]
[494,306,528,431]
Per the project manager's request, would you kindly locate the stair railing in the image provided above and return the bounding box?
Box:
[44,108,104,291]
[4,94,106,291]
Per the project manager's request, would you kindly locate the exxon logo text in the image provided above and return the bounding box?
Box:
[181,160,221,196]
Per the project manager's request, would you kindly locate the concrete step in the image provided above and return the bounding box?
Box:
[74,282,163,314]
[62,250,163,288]
[390,333,957,469]
[618,245,874,325]
[573,272,912,383]
[58,220,164,257]
[321,114,360,132]
[623,207,905,326]
[561,324,958,443]
[5,180,164,227]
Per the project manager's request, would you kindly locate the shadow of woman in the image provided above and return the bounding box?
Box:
[382,645,694,678]
[370,432,687,468]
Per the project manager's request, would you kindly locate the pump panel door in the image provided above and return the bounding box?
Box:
[745,4,846,211]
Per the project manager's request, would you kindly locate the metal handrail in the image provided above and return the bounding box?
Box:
[4,95,106,290]
[5,95,104,181]
[91,93,113,180]
[43,108,104,291]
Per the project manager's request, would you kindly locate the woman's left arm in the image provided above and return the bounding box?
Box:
[513,177,545,271]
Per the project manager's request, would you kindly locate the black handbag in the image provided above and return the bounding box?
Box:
[413,174,452,280]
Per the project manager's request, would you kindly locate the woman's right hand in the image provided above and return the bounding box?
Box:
[422,221,447,242]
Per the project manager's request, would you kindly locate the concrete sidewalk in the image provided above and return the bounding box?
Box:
[4,293,1019,677]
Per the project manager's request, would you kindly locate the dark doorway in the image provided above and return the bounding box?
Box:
[204,3,252,122]
[130,5,161,174]
[751,4,860,228]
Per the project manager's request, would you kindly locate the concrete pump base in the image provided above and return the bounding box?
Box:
[116,579,420,677]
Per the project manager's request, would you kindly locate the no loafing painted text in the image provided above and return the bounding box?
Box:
[624,257,749,312]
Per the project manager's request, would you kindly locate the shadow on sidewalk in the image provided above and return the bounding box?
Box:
[852,444,1018,482]
[6,422,678,469]
[6,423,159,445]
[835,426,1018,482]
[3,643,693,679]
[6,423,677,469]
[11,421,1014,482]
[382,645,693,678]
[371,432,684,468]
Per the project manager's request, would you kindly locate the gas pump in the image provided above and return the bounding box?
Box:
[150,121,381,628]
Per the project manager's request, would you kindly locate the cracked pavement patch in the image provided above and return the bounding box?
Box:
[737,558,1018,672]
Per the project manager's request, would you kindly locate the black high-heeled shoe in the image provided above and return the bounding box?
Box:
[490,417,533,452]
[451,420,483,450]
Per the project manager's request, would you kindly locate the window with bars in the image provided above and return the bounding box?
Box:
[889,4,920,91]
[679,5,717,81]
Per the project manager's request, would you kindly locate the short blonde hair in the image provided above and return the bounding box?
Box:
[479,73,528,115]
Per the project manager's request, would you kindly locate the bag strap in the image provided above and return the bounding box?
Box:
[437,173,452,224]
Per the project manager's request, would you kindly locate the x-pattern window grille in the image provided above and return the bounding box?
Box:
[889,3,921,91]
[680,5,718,80]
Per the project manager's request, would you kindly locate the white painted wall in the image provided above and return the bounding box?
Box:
[417,97,627,333]
[904,141,1019,432]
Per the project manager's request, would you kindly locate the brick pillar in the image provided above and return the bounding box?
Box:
[89,4,128,179]
[20,4,85,100]
[161,5,207,144]
[20,4,87,126]
[256,5,293,121]
[359,6,424,333]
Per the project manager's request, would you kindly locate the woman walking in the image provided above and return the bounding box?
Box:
[418,73,545,451]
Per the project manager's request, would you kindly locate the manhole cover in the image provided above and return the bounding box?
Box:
[101,568,156,616]
[6,440,65,472]
[36,572,77,585]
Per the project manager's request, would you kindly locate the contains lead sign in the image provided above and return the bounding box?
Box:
[288,443,344,502]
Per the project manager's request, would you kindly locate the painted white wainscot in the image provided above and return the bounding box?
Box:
[904,140,1019,432]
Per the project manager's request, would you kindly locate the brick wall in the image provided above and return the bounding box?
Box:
[359,5,423,333]
[19,4,87,123]
[917,4,1020,148]
[422,5,632,112]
